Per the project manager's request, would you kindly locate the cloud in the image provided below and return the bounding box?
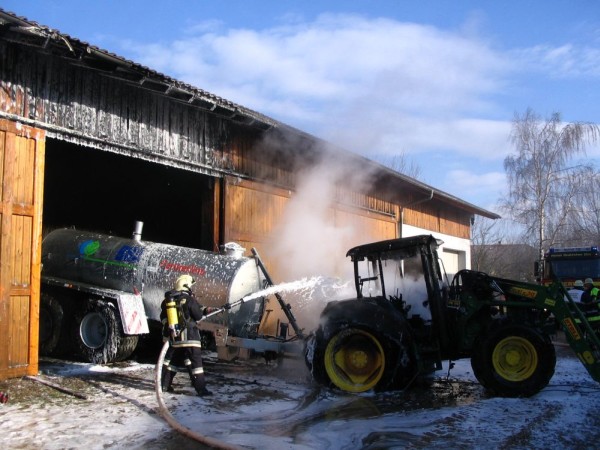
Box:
[445,168,506,191]
[440,168,506,212]
[122,13,511,138]
[512,44,600,78]
[116,12,599,209]
[333,116,512,161]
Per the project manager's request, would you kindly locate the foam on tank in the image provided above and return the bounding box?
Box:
[41,229,266,335]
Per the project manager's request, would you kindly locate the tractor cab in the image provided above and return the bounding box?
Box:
[306,235,451,393]
[346,234,448,328]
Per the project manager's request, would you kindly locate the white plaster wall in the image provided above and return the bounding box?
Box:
[402,224,471,280]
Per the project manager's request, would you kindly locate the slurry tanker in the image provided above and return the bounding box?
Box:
[40,224,303,364]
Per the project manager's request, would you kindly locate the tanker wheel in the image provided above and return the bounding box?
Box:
[74,299,139,364]
[471,322,555,397]
[39,293,64,356]
[323,328,388,393]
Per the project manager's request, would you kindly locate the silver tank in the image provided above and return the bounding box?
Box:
[41,229,266,336]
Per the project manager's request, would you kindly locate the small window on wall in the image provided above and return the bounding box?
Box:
[442,248,466,280]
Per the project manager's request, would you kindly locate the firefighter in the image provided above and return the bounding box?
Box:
[160,274,215,396]
[580,278,599,312]
[567,279,584,302]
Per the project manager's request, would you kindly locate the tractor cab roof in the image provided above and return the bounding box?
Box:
[346,235,442,262]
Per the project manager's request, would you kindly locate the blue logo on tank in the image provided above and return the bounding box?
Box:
[115,245,144,263]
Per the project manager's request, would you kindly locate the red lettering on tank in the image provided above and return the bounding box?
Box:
[159,259,206,276]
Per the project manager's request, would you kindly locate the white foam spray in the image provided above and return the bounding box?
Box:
[241,276,355,332]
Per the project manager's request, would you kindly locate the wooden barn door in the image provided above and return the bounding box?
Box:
[221,177,290,259]
[0,120,45,380]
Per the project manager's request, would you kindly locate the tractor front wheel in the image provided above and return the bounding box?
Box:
[471,322,555,397]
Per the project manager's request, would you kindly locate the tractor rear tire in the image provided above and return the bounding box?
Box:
[323,326,389,393]
[308,322,414,393]
[471,322,555,397]
[304,333,328,386]
[73,299,139,364]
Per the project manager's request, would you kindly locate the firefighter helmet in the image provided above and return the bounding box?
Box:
[175,274,195,291]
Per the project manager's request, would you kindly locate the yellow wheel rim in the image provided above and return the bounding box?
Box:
[324,328,385,392]
[492,336,537,382]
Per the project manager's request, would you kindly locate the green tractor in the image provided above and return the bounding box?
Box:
[305,235,600,397]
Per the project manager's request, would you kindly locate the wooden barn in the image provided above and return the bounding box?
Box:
[0,9,499,380]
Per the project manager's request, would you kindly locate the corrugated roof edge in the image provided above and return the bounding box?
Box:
[0,8,277,128]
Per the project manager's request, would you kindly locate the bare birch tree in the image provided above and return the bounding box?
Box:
[502,109,600,261]
[471,217,506,272]
[471,217,537,281]
[380,152,422,180]
[566,166,600,244]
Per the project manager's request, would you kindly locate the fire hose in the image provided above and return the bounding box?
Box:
[155,339,241,450]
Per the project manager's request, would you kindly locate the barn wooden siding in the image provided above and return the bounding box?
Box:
[229,130,397,218]
[229,135,471,240]
[0,119,45,380]
[404,201,471,239]
[222,177,397,274]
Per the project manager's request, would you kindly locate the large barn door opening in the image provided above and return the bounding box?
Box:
[42,141,215,251]
[0,120,45,380]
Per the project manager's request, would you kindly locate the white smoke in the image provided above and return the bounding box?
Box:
[271,167,347,278]
[262,142,377,330]
[269,149,373,282]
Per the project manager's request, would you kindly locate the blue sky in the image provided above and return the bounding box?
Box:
[4,1,600,213]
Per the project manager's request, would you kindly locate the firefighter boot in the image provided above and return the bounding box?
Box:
[161,369,175,393]
[189,369,211,396]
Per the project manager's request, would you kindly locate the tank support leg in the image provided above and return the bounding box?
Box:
[251,248,305,340]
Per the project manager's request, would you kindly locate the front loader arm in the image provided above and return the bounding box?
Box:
[546,281,600,383]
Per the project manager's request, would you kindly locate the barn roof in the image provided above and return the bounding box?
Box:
[0,8,499,220]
